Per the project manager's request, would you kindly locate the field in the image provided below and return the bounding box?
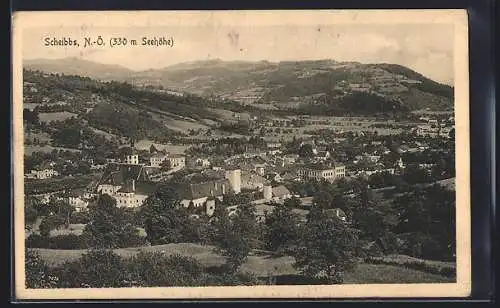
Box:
[31,243,454,284]
[24,145,82,155]
[38,112,78,123]
[134,139,191,154]
[149,113,210,132]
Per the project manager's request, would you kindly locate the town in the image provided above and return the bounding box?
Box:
[23,65,457,288]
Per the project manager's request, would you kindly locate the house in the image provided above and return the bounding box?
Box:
[174,179,230,208]
[241,171,267,191]
[396,157,405,169]
[358,168,395,177]
[297,163,346,183]
[125,154,139,165]
[300,139,318,154]
[272,185,292,202]
[266,172,283,183]
[267,149,282,156]
[325,208,347,222]
[167,154,186,169]
[114,180,158,208]
[150,154,167,168]
[315,150,331,161]
[150,153,186,169]
[366,155,381,163]
[253,163,265,176]
[26,168,59,180]
[67,188,89,212]
[195,158,211,168]
[267,142,282,149]
[283,154,299,164]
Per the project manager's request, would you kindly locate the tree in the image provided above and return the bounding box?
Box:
[149,144,158,153]
[25,198,39,227]
[82,194,146,249]
[293,208,360,284]
[54,249,132,288]
[350,188,399,247]
[394,184,455,260]
[23,109,39,125]
[52,126,81,148]
[25,249,59,288]
[298,144,314,157]
[313,190,333,209]
[39,214,66,237]
[139,185,197,245]
[127,252,204,287]
[160,159,173,171]
[213,204,258,273]
[449,128,455,140]
[264,204,301,253]
[283,196,301,208]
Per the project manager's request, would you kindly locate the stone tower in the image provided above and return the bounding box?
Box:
[225,169,241,194]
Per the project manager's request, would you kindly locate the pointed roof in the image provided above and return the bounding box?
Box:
[272,185,291,197]
[97,163,146,187]
[174,179,230,200]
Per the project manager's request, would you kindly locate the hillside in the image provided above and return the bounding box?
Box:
[23,58,454,116]
[24,57,135,81]
[31,244,455,284]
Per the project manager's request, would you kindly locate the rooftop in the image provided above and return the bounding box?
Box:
[97,163,147,187]
[174,179,230,200]
[272,185,291,197]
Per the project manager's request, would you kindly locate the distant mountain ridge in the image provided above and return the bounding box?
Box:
[23,57,454,112]
[24,57,135,81]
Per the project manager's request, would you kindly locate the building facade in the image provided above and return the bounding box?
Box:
[125,154,139,165]
[297,164,346,182]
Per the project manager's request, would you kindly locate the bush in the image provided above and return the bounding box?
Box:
[25,249,59,288]
[53,249,132,288]
[26,234,87,249]
[364,255,456,278]
[69,211,91,224]
[126,252,204,287]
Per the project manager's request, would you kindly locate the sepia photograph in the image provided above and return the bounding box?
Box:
[12,10,471,299]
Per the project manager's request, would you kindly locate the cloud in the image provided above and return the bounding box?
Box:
[22,23,454,84]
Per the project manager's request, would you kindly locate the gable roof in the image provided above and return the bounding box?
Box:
[98,163,146,187]
[174,179,230,200]
[135,182,159,196]
[272,185,291,197]
[241,171,266,186]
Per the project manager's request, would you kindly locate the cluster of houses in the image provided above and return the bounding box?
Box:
[415,116,455,138]
[46,139,350,219]
[25,168,59,180]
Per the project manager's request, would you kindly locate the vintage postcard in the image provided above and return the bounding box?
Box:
[12,10,471,300]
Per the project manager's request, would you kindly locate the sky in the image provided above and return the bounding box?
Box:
[22,23,455,85]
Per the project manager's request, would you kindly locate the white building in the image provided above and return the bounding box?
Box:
[167,154,186,168]
[150,154,167,168]
[150,153,186,169]
[297,163,346,183]
[125,154,139,165]
[225,169,242,194]
[26,168,59,180]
